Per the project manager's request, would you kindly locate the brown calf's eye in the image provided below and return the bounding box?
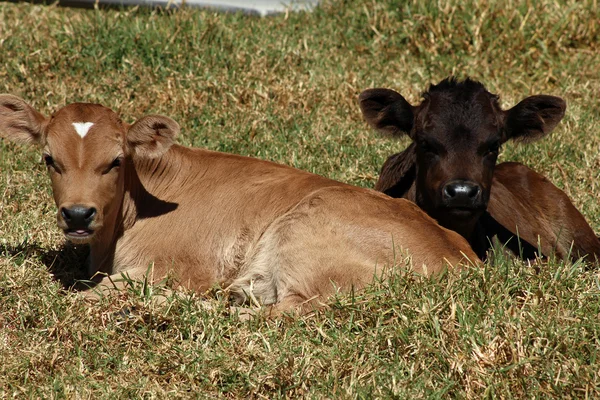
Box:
[43,154,62,174]
[111,157,122,168]
[43,154,54,166]
[103,157,123,174]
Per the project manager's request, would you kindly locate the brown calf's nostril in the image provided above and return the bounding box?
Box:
[84,207,97,222]
[61,207,71,221]
[61,206,96,227]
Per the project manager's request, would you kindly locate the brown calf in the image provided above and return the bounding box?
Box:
[0,95,476,312]
[360,77,600,262]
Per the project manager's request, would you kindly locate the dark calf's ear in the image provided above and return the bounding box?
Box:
[358,88,415,138]
[375,142,418,196]
[504,95,566,143]
[127,115,179,159]
[0,95,47,145]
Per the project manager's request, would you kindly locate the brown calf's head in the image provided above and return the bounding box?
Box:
[0,95,179,244]
[359,77,566,235]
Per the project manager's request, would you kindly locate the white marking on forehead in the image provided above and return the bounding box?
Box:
[72,122,94,138]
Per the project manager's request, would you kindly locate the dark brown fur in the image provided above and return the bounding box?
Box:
[361,78,600,263]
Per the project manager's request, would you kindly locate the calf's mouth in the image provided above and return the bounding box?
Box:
[63,228,95,243]
[444,205,486,217]
[56,205,100,244]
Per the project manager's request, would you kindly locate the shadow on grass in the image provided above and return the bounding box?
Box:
[0,241,91,290]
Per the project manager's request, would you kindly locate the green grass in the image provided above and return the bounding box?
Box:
[1,0,600,397]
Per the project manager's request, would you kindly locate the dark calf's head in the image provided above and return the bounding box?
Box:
[359,77,566,234]
[0,95,179,244]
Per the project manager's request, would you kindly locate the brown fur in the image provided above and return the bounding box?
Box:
[0,95,477,311]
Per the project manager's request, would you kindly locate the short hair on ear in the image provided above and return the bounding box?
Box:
[0,94,48,146]
[359,88,415,138]
[127,115,180,159]
[504,95,566,143]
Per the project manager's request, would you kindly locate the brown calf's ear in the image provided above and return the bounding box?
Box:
[0,94,47,145]
[504,95,566,143]
[127,115,180,159]
[358,88,415,138]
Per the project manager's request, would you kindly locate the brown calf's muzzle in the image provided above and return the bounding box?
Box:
[49,162,121,245]
[58,204,98,243]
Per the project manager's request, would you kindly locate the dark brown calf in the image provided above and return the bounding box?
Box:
[360,77,600,262]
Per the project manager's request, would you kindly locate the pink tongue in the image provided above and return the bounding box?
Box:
[75,230,87,235]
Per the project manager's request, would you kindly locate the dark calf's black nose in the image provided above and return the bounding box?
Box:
[442,180,482,206]
[60,206,96,228]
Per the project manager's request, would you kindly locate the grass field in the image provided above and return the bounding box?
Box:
[1,0,600,397]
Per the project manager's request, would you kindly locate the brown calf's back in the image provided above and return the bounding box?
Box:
[0,95,477,312]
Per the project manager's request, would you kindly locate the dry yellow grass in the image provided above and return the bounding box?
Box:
[1,0,599,397]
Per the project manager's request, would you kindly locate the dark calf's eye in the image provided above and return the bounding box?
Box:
[419,140,439,156]
[486,141,501,156]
